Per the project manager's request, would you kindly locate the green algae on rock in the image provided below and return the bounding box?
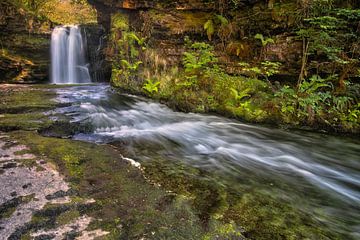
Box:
[10,131,207,239]
[140,157,339,240]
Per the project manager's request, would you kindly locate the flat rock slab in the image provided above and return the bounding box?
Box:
[0,133,108,240]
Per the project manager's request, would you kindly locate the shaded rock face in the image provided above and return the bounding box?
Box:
[81,24,112,82]
[0,1,52,83]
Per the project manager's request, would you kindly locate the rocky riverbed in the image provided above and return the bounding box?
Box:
[0,134,109,239]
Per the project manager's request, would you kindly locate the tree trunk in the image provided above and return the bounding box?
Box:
[298,38,309,88]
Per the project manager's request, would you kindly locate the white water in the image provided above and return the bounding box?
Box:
[51,26,91,84]
[53,84,360,238]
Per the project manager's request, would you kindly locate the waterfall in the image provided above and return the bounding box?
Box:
[51,26,91,84]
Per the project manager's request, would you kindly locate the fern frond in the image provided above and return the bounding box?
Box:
[204,20,215,41]
[216,15,229,25]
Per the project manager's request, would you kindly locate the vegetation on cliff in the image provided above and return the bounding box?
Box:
[10,0,97,25]
[109,0,360,133]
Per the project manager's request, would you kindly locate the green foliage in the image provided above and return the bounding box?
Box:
[296,3,360,87]
[120,60,142,71]
[275,74,359,129]
[143,79,160,94]
[111,20,146,88]
[230,88,250,102]
[261,61,282,78]
[343,104,360,123]
[298,75,330,94]
[183,42,217,73]
[204,20,215,41]
[254,34,275,47]
[181,39,219,89]
[112,13,129,31]
[203,15,231,42]
[276,75,332,123]
[238,61,281,80]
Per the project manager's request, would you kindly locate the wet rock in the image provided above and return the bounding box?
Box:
[0,134,108,239]
[34,234,56,240]
[1,162,17,169]
[45,190,68,201]
[0,197,22,219]
[39,121,93,139]
[81,24,111,82]
[22,183,32,189]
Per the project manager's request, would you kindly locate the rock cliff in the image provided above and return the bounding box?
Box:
[0,0,52,83]
[89,0,303,81]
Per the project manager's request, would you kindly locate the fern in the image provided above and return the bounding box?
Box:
[299,75,330,93]
[143,79,160,94]
[255,33,275,47]
[230,88,251,101]
[204,19,215,41]
[120,60,142,71]
[204,15,229,41]
[216,15,229,25]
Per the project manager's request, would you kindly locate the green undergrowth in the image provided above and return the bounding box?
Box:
[111,37,360,133]
[109,1,360,134]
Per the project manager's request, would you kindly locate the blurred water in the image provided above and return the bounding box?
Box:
[54,84,360,238]
[51,26,91,84]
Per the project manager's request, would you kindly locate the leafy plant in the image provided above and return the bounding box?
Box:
[230,88,251,102]
[254,34,275,47]
[238,61,281,81]
[182,40,218,85]
[345,104,360,123]
[298,75,330,94]
[204,19,215,41]
[120,60,143,71]
[204,14,232,48]
[143,79,160,94]
[296,5,360,90]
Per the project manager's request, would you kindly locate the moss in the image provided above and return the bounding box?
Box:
[203,221,244,240]
[0,86,58,114]
[0,206,17,219]
[148,10,211,34]
[20,233,32,240]
[62,154,83,178]
[0,113,52,132]
[0,194,35,220]
[141,157,339,240]
[19,159,37,169]
[56,210,80,226]
[112,13,129,31]
[11,131,205,239]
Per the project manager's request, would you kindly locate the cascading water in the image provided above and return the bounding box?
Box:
[51,26,91,84]
[52,84,360,239]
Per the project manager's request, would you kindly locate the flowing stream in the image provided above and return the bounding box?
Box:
[53,84,360,238]
[51,26,91,84]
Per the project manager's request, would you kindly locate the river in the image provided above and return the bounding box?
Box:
[51,84,360,239]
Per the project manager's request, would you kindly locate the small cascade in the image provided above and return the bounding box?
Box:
[51,26,91,84]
